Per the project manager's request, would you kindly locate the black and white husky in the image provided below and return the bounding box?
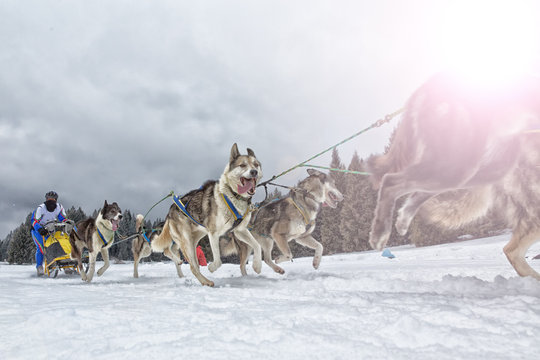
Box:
[142,143,263,286]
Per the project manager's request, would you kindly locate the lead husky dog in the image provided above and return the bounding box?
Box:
[149,143,263,286]
[368,72,540,279]
[69,201,123,282]
[222,168,344,275]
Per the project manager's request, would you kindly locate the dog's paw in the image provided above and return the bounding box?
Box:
[275,255,292,264]
[208,260,222,273]
[274,266,285,275]
[97,269,105,277]
[313,256,321,269]
[202,279,215,287]
[252,260,262,274]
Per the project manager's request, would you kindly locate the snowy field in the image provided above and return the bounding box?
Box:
[1,234,540,360]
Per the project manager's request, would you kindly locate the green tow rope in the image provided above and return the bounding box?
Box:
[258,108,403,188]
[140,190,175,223]
[299,164,371,176]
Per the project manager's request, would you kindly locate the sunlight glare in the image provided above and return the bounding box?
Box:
[439,1,539,88]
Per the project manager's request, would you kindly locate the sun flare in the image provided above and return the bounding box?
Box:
[439,1,540,87]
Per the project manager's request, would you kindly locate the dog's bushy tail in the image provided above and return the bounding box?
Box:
[418,186,494,228]
[135,214,144,232]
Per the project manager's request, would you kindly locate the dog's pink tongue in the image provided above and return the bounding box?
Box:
[237,180,254,194]
[112,220,119,231]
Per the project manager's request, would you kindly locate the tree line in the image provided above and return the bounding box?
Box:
[0,147,507,265]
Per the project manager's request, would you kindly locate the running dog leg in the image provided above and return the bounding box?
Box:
[273,232,293,264]
[172,226,214,287]
[295,235,324,269]
[503,230,540,280]
[252,232,284,274]
[85,250,98,282]
[232,228,262,274]
[97,246,110,277]
[395,191,437,236]
[164,243,184,278]
[207,232,223,273]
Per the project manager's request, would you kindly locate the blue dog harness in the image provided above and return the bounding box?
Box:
[96,227,113,246]
[173,194,205,228]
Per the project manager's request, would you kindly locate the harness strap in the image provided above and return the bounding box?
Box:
[142,232,152,244]
[288,197,312,227]
[173,195,205,228]
[221,193,244,221]
[96,227,113,246]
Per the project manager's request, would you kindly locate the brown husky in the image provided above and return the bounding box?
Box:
[147,143,263,286]
[367,72,540,279]
[69,201,123,282]
[222,168,344,274]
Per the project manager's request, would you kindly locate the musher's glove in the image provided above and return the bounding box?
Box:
[38,228,48,236]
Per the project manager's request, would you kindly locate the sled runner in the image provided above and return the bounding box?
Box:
[43,220,86,278]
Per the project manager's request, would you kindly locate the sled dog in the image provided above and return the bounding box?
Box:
[222,168,344,275]
[149,143,263,286]
[131,216,171,278]
[367,72,540,279]
[70,201,123,282]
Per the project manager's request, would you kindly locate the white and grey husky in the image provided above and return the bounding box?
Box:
[222,168,344,275]
[142,143,263,286]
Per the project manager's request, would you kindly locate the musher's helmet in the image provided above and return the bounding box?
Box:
[45,191,58,201]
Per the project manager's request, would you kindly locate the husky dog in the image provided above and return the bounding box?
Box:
[367,72,540,279]
[223,168,344,274]
[131,216,171,278]
[149,143,263,286]
[69,201,123,282]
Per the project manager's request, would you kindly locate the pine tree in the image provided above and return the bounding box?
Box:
[339,153,377,252]
[1,233,13,262]
[7,223,34,264]
[66,206,87,223]
[318,148,347,255]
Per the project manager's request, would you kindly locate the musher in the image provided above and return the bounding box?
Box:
[31,191,67,276]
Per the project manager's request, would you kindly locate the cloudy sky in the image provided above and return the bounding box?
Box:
[1,0,539,239]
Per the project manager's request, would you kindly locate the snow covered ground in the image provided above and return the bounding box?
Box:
[1,234,540,360]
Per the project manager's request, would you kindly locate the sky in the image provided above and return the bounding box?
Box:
[1,0,540,239]
[1,234,540,359]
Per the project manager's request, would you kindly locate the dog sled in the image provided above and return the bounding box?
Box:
[43,220,86,278]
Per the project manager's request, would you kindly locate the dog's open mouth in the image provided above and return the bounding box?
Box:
[111,219,120,231]
[324,191,341,208]
[238,177,257,196]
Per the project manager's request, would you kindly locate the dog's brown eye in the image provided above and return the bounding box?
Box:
[254,162,260,168]
[240,163,247,168]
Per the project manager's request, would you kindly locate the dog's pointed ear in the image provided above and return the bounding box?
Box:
[307,168,322,177]
[230,143,240,165]
[247,148,256,157]
[102,200,108,214]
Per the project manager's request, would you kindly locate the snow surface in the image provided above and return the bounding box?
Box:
[1,234,540,360]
